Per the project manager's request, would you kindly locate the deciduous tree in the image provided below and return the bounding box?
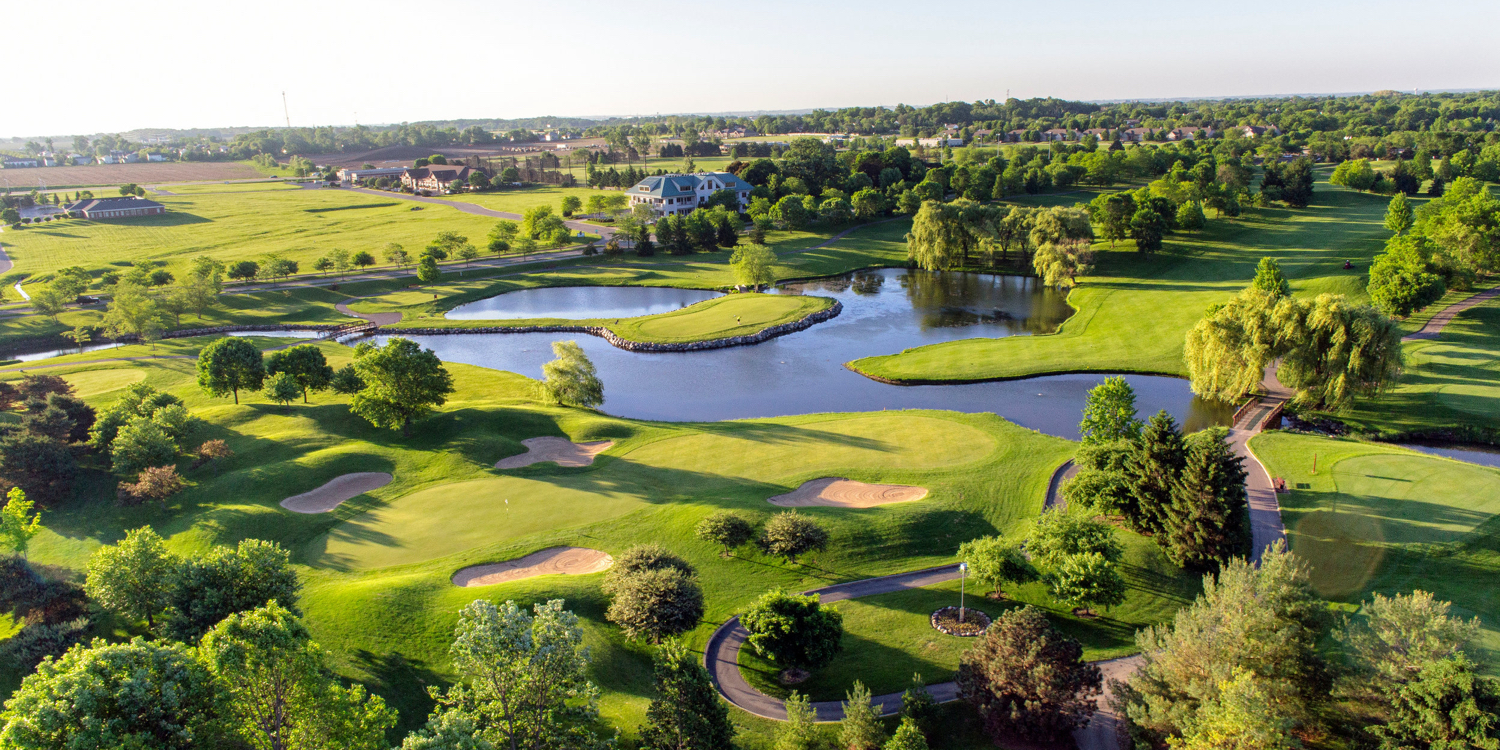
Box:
[955,535,1037,599]
[197,337,265,405]
[540,340,603,407]
[164,538,301,642]
[760,511,829,563]
[1080,376,1142,444]
[266,344,335,403]
[0,487,42,558]
[348,338,455,436]
[742,589,843,670]
[84,526,178,628]
[696,511,755,556]
[639,639,735,750]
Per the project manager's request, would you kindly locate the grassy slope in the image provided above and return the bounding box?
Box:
[0,187,503,280]
[1251,431,1500,668]
[1339,303,1500,435]
[440,185,605,215]
[9,340,1174,748]
[849,171,1389,383]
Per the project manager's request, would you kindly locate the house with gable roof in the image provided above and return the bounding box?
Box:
[626,172,753,217]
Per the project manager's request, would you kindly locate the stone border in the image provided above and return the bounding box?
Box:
[383,300,842,353]
[930,606,991,636]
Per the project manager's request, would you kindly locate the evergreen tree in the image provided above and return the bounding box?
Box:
[639,640,735,750]
[775,692,820,750]
[1164,427,1249,569]
[1250,257,1291,298]
[1369,655,1500,749]
[883,719,929,750]
[1079,376,1142,445]
[1384,192,1414,235]
[1125,410,1186,535]
[900,674,938,736]
[839,681,886,750]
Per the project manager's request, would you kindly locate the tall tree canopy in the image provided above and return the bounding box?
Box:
[348,338,455,436]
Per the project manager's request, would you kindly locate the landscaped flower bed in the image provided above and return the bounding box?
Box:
[930,606,991,636]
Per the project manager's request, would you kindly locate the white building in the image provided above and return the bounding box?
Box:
[626,172,753,217]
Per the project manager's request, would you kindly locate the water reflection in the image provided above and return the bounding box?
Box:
[446,285,722,321]
[778,269,1073,335]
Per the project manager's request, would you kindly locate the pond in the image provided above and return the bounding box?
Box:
[1402,443,1500,469]
[377,269,1232,439]
[445,285,723,321]
[6,330,322,363]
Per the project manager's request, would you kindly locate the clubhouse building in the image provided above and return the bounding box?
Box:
[65,197,166,219]
[626,172,753,216]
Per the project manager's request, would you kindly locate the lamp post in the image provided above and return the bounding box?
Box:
[958,561,968,623]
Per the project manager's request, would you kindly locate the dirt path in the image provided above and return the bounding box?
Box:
[1403,286,1500,341]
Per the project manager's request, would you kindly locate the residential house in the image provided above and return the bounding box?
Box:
[626,172,753,217]
[339,166,409,185]
[147,153,168,162]
[65,197,166,219]
[1042,128,1081,141]
[401,165,474,194]
[715,125,757,138]
[1120,127,1155,142]
[894,137,963,148]
[1083,128,1112,140]
[1241,125,1281,138]
[1165,126,1216,141]
[2,158,38,168]
[68,154,92,165]
[1003,129,1029,142]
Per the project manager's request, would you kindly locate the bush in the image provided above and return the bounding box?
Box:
[759,511,829,563]
[0,617,91,671]
[110,417,178,475]
[604,544,694,593]
[192,439,233,468]
[741,588,843,670]
[605,567,704,642]
[696,511,756,556]
[117,465,186,506]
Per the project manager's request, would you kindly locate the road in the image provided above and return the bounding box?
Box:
[1232,362,1294,564]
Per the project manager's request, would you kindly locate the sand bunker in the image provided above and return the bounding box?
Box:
[451,547,614,587]
[768,477,928,508]
[279,472,393,514]
[496,437,613,469]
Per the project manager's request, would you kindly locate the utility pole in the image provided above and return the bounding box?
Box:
[282,92,291,129]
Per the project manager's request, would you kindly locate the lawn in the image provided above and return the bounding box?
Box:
[0,187,504,280]
[1338,302,1500,437]
[158,181,302,194]
[6,339,1103,745]
[741,523,1200,702]
[848,171,1390,383]
[1251,431,1500,668]
[440,185,604,216]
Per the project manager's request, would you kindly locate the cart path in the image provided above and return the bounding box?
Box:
[1232,361,1294,564]
[1403,286,1500,341]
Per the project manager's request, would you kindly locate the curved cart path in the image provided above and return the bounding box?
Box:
[1234,362,1293,564]
[1403,285,1500,341]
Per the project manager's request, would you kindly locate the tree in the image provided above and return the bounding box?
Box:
[266,345,335,403]
[417,255,441,284]
[84,527,178,628]
[201,602,396,750]
[639,639,735,750]
[839,681,886,750]
[330,365,365,395]
[1028,509,1122,570]
[956,535,1037,599]
[607,567,704,643]
[1369,655,1500,750]
[228,260,260,282]
[1116,543,1326,748]
[1175,200,1206,231]
[263,372,300,407]
[348,338,454,436]
[102,281,167,346]
[560,195,582,217]
[1331,158,1378,192]
[89,384,188,453]
[488,220,519,255]
[1125,410,1187,534]
[883,719,929,750]
[906,200,971,270]
[1385,192,1415,235]
[900,674,938,734]
[1164,427,1249,569]
[1250,257,1291,298]
[1276,294,1405,410]
[1169,668,1299,750]
[776,692,819,750]
[957,605,1102,743]
[182,257,224,319]
[696,511,755,556]
[540,340,603,408]
[0,207,18,226]
[1369,235,1446,317]
[197,336,265,404]
[1280,157,1316,208]
[457,244,479,268]
[851,189,887,220]
[384,243,411,268]
[760,511,829,563]
[1089,192,1136,246]
[352,251,375,270]
[164,538,301,642]
[421,599,610,750]
[1080,376,1142,444]
[0,638,220,750]
[1130,205,1168,253]
[0,487,41,558]
[742,589,843,670]
[0,432,78,504]
[1046,551,1127,616]
[28,285,66,320]
[1336,590,1483,701]
[770,194,810,230]
[729,243,777,288]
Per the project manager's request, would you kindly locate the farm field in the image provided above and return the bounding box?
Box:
[849,171,1387,383]
[1252,431,1500,668]
[2,343,1105,745]
[0,160,262,188]
[0,186,504,280]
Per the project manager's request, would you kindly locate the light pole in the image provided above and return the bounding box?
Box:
[958,561,968,623]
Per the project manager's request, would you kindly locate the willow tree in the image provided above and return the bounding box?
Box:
[906,200,972,271]
[1030,206,1096,287]
[1275,294,1404,410]
[1183,290,1286,403]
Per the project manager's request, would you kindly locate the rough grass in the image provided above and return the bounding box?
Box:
[848,173,1390,383]
[1339,303,1500,435]
[6,343,1107,746]
[1251,431,1500,669]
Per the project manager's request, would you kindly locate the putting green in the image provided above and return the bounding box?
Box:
[616,294,826,342]
[308,476,643,570]
[622,415,996,482]
[1329,454,1500,545]
[61,368,146,397]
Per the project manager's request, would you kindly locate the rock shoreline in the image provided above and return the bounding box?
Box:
[384,300,843,353]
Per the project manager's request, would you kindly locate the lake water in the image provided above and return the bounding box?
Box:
[446,285,723,321]
[1403,443,1500,469]
[378,269,1232,439]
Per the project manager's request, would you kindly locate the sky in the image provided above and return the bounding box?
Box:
[7,0,1499,138]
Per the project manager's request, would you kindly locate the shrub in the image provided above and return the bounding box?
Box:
[192,439,233,468]
[696,511,756,556]
[741,588,843,670]
[0,617,91,671]
[759,511,829,563]
[117,465,186,506]
[605,567,704,642]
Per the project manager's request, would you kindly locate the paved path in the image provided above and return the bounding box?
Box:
[1403,286,1500,341]
[1232,362,1293,563]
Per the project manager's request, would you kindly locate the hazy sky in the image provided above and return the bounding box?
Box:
[8,0,1498,137]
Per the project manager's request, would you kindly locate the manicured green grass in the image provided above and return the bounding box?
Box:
[1251,431,1500,668]
[160,181,302,194]
[848,173,1389,383]
[8,341,1096,744]
[1339,303,1500,436]
[440,186,606,216]
[0,187,504,279]
[741,528,1199,702]
[612,294,831,343]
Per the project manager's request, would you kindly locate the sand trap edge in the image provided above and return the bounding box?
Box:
[451,547,614,587]
[768,477,929,508]
[495,437,614,469]
[279,472,393,514]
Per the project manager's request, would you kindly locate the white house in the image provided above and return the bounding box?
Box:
[626,172,753,217]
